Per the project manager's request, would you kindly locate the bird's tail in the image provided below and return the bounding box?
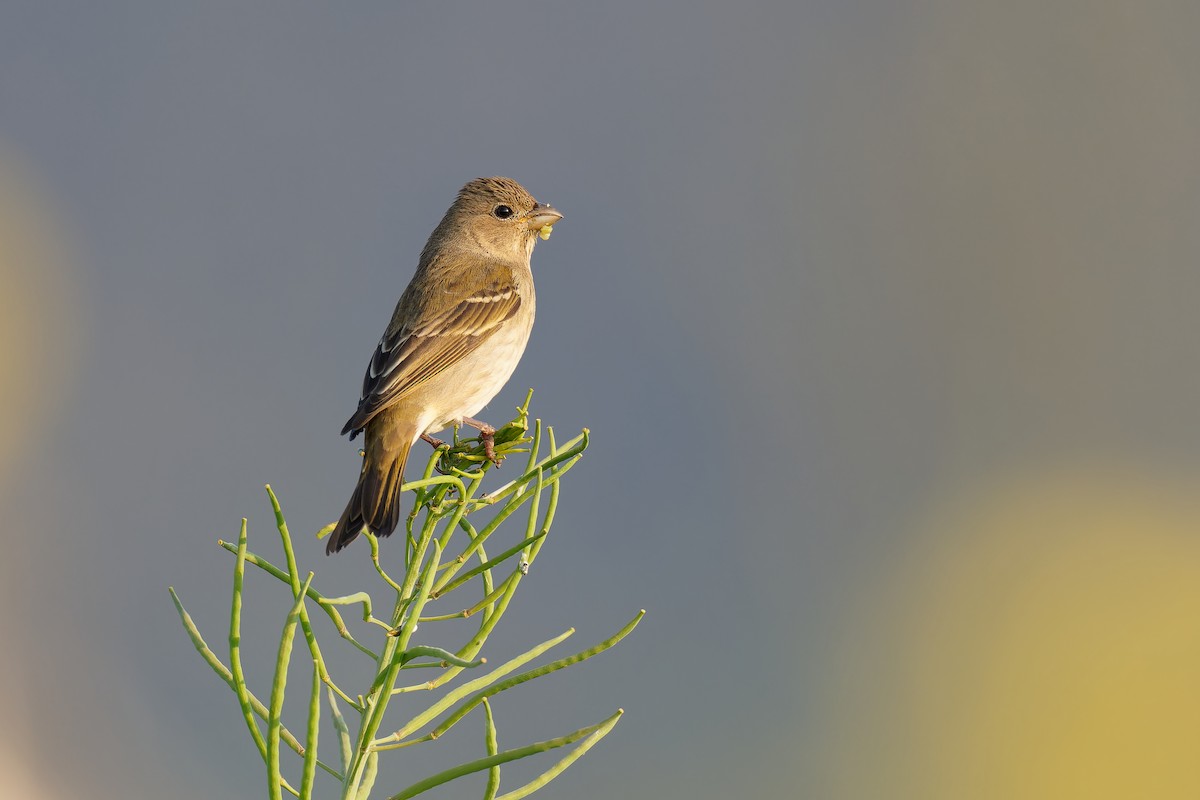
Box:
[327,421,416,554]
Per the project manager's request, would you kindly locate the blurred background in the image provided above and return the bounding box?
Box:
[3,2,1199,798]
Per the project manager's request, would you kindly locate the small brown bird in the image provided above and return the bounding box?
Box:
[327,177,561,554]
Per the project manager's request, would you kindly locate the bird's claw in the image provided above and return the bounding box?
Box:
[421,433,448,450]
[462,417,501,467]
[481,429,499,467]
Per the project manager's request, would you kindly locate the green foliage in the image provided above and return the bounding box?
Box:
[170,393,641,799]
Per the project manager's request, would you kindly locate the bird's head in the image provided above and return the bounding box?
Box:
[436,177,562,261]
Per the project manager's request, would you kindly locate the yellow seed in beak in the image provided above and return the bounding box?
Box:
[538,225,554,241]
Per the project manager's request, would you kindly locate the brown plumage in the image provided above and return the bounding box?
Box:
[327,177,562,554]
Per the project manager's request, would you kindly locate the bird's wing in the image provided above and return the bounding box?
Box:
[342,269,522,437]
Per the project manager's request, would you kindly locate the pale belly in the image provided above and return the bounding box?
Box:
[416,316,534,435]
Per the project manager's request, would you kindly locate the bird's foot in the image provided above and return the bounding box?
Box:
[462,417,500,466]
[421,433,448,450]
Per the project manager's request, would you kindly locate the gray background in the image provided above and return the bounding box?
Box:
[3,3,1200,798]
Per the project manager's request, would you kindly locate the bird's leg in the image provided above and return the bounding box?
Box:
[420,433,453,478]
[461,417,499,466]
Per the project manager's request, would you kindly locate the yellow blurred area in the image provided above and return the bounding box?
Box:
[820,467,1200,798]
[0,752,62,800]
[0,152,82,488]
[0,151,79,800]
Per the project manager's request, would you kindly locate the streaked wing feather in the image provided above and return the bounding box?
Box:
[342,282,521,435]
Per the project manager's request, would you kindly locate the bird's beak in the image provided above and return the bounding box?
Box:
[525,203,563,231]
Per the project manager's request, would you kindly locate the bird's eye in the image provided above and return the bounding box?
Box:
[493,205,514,219]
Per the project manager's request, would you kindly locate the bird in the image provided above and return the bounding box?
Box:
[326,177,562,554]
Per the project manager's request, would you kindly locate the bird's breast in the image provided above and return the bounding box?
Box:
[420,304,535,434]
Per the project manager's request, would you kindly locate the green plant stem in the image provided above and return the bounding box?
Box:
[377,627,575,747]
[217,540,377,661]
[433,531,546,600]
[168,587,341,780]
[300,659,320,800]
[365,532,403,592]
[427,610,644,742]
[421,568,519,622]
[229,520,269,762]
[384,710,623,800]
[355,752,379,800]
[268,486,360,707]
[433,487,539,593]
[327,686,353,775]
[478,431,587,507]
[343,538,442,799]
[174,401,629,800]
[268,572,314,800]
[482,698,500,800]
[493,710,623,800]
